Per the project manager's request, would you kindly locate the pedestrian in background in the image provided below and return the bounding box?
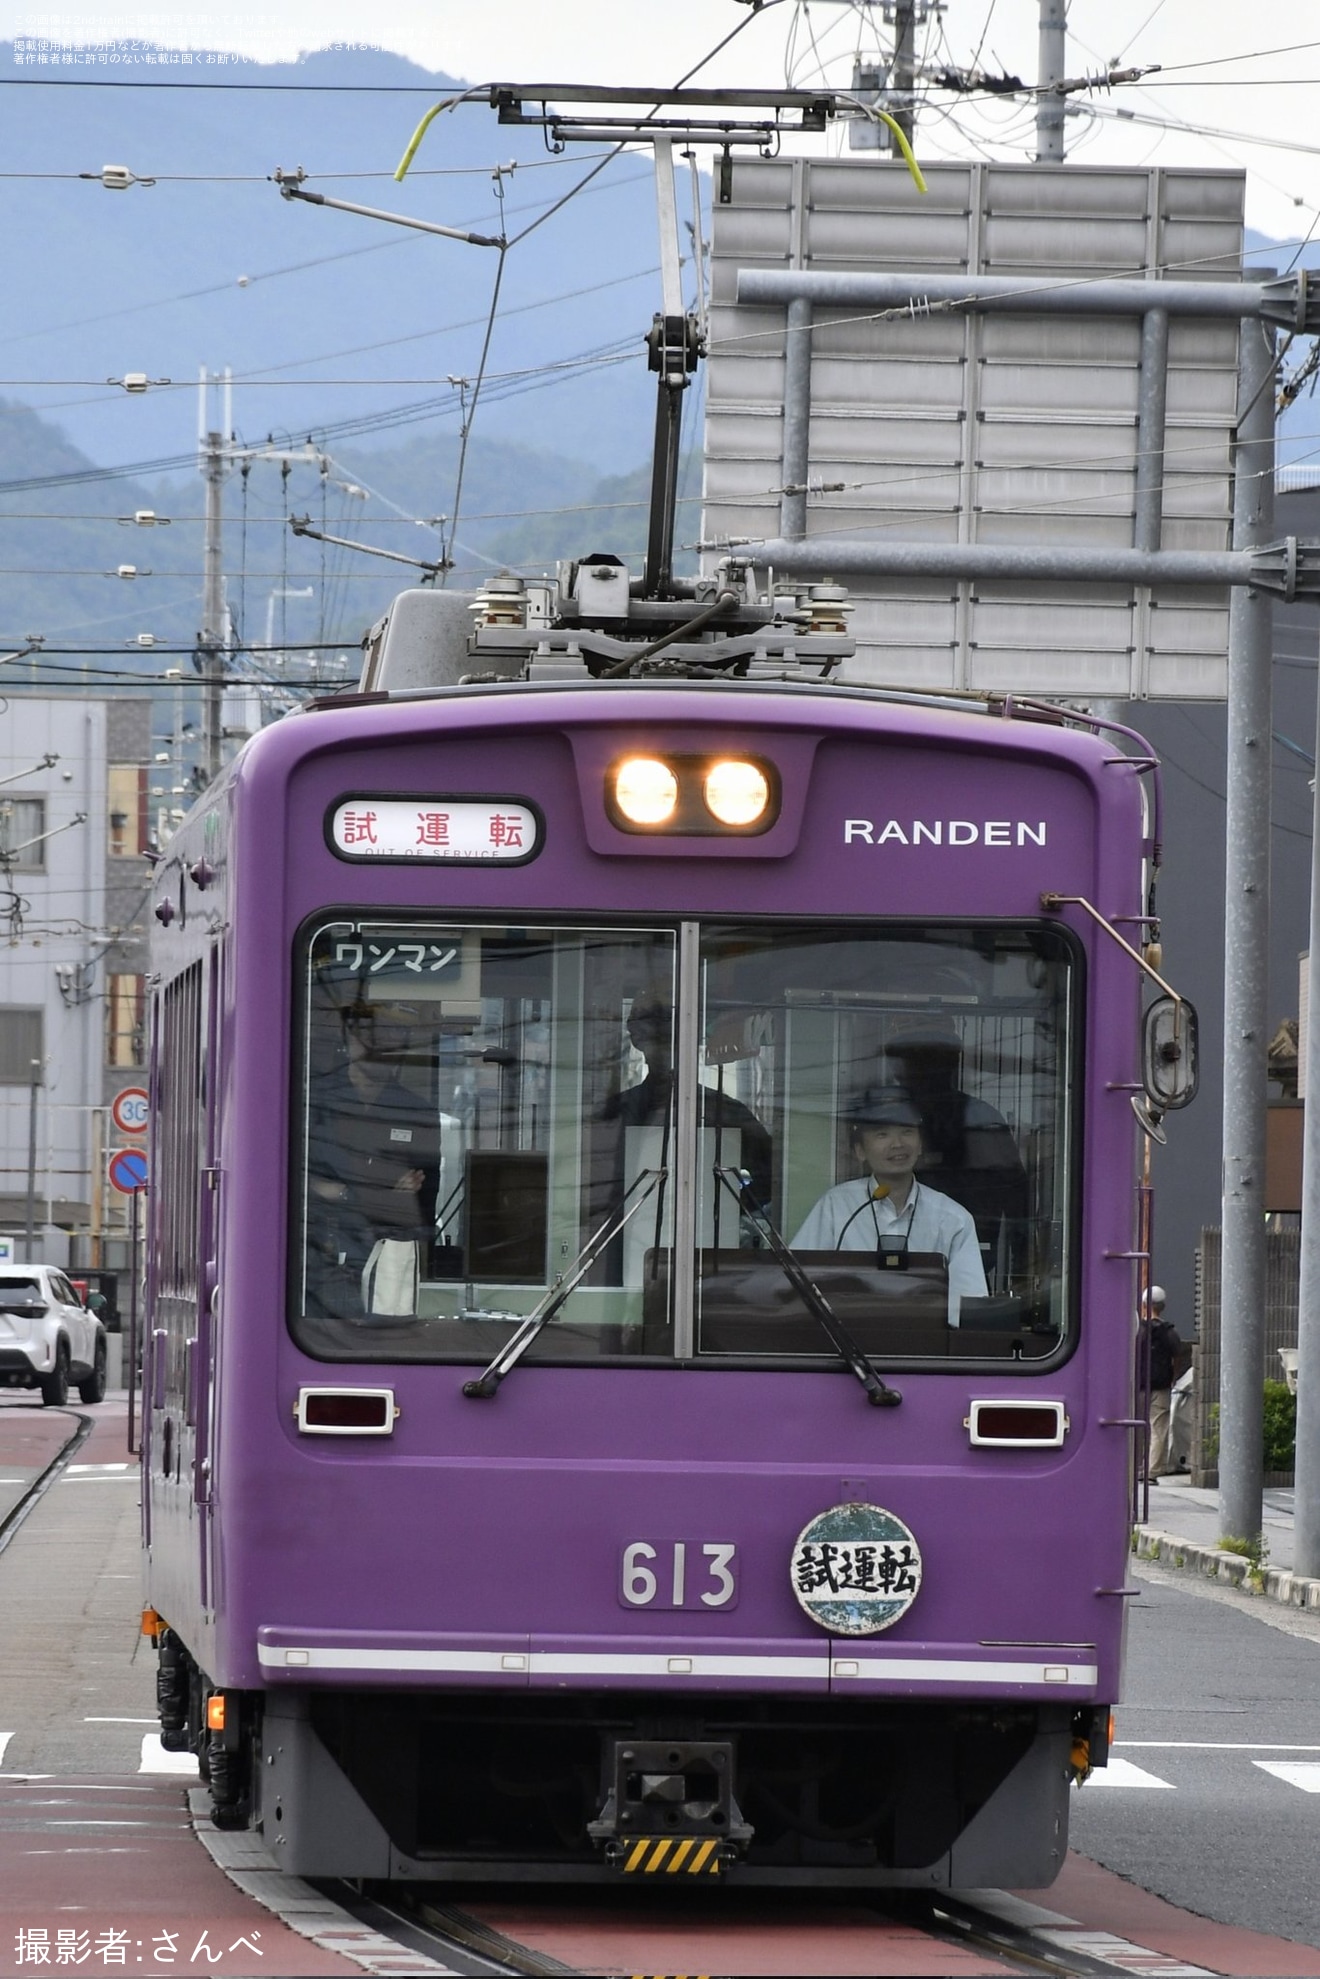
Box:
[1140,1284,1182,1482]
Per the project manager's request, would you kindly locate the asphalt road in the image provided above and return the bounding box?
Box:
[1070,1557,1320,1951]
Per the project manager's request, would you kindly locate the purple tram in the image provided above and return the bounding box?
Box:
[141,570,1189,1888]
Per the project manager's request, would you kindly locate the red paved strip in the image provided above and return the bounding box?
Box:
[1027,1855,1320,1978]
[0,1779,357,1978]
[465,1895,1004,1976]
[0,1402,76,1474]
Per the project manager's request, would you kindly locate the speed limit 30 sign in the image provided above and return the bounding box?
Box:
[111,1087,148,1135]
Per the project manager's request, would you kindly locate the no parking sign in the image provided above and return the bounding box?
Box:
[108,1147,148,1195]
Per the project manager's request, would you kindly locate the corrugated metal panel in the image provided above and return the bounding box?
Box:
[703,160,1244,698]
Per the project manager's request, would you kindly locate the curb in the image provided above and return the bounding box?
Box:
[1134,1527,1320,1612]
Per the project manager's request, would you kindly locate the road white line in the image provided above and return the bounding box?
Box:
[0,1733,12,1767]
[67,1463,131,1473]
[1079,1756,1176,1789]
[1253,1760,1320,1792]
[85,1716,156,1724]
[139,1734,198,1775]
[1120,1740,1320,1751]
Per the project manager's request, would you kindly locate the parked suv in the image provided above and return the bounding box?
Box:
[0,1266,107,1405]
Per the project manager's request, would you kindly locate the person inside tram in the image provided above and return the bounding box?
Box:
[883,1013,1031,1274]
[790,1086,988,1316]
[600,989,774,1205]
[305,999,441,1319]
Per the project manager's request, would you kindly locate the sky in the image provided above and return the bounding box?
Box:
[2,1,1318,244]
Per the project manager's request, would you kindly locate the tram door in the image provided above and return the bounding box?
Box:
[192,941,223,1610]
[145,960,208,1553]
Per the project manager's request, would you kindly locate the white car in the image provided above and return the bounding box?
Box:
[0,1266,107,1406]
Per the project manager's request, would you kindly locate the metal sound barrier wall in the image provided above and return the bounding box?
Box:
[703,160,1245,698]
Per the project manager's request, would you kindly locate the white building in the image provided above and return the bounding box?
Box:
[0,698,150,1268]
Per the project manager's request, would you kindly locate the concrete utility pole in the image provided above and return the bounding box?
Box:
[1294,658,1320,1578]
[1218,318,1277,1546]
[1036,0,1067,162]
[199,423,226,787]
[24,1061,41,1256]
[891,1,917,148]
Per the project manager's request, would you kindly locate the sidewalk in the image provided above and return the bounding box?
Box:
[1134,1476,1320,1612]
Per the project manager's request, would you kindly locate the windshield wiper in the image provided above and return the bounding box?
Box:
[715,1167,902,1408]
[462,1168,667,1398]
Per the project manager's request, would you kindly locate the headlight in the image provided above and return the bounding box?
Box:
[606,753,780,836]
[612,757,679,826]
[704,759,770,827]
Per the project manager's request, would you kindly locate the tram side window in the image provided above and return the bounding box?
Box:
[151,962,205,1408]
[291,919,679,1364]
[690,924,1075,1365]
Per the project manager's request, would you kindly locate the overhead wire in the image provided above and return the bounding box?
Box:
[0,164,655,361]
[0,152,620,184]
[438,170,508,585]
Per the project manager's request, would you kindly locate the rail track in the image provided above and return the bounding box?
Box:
[0,1400,94,1561]
[339,1880,1187,1977]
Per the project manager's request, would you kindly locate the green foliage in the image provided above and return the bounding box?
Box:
[1206,1382,1295,1473]
[1218,1531,1270,1588]
[1262,1379,1297,1471]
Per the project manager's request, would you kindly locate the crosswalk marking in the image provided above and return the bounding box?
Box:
[139,1733,198,1776]
[1253,1760,1320,1793]
[1080,1756,1176,1789]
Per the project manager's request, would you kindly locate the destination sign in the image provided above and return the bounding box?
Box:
[328,798,540,864]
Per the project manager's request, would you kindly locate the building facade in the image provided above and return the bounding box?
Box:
[0,697,150,1267]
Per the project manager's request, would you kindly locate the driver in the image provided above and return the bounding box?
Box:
[791,1086,987,1313]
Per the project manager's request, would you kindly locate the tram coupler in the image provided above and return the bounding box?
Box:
[588,1737,752,1874]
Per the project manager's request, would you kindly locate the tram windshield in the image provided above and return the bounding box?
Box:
[291,917,1076,1368]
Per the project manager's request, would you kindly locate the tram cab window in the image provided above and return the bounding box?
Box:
[292,920,683,1362]
[687,923,1074,1364]
[290,917,1074,1370]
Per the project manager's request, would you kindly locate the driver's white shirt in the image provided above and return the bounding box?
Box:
[790,1177,988,1317]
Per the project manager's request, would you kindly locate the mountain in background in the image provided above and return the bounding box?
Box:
[0,39,713,666]
[0,396,702,663]
[0,41,680,478]
[3,38,1317,680]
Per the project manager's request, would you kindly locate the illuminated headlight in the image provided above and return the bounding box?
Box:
[606,752,780,836]
[613,756,679,826]
[704,759,770,827]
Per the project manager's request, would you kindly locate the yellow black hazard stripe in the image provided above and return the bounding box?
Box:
[621,1835,723,1875]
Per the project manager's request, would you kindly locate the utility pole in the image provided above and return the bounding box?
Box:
[199,418,226,787]
[891,1,917,148]
[24,1060,41,1257]
[1218,317,1277,1546]
[1036,0,1067,162]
